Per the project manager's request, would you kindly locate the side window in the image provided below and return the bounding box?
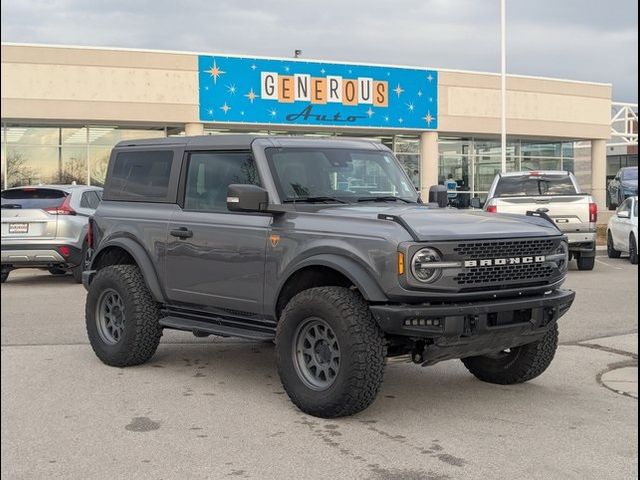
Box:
[634,200,638,218]
[104,150,174,201]
[618,198,632,214]
[80,192,92,208]
[184,151,259,212]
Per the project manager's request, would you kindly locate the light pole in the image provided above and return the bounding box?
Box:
[500,0,507,173]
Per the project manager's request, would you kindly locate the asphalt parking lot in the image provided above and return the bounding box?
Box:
[1,257,638,480]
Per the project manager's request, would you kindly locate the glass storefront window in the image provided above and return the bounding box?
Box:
[396,154,420,189]
[89,127,165,145]
[394,136,419,154]
[521,141,561,158]
[89,146,113,187]
[6,146,60,187]
[61,147,88,184]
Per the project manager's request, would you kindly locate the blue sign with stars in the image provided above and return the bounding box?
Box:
[198,55,437,130]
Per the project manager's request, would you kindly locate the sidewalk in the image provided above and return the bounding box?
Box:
[580,333,638,398]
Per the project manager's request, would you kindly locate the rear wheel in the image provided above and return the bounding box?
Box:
[576,254,595,271]
[607,231,621,258]
[630,234,638,265]
[1,271,8,283]
[275,287,386,418]
[86,265,162,367]
[462,324,558,385]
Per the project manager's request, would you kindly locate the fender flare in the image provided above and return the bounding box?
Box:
[91,237,165,303]
[276,253,389,304]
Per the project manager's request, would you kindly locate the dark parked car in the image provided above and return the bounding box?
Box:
[83,135,575,418]
[607,166,638,210]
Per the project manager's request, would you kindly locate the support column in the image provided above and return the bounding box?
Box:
[590,139,607,209]
[184,122,204,136]
[419,131,439,200]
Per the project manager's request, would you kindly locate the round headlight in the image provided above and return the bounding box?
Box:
[555,241,569,273]
[411,248,442,283]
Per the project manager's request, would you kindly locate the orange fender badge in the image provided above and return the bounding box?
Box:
[270,234,281,247]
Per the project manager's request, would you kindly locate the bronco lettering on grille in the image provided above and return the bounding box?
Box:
[464,256,546,268]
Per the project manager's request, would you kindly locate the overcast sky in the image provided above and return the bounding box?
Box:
[1,0,637,102]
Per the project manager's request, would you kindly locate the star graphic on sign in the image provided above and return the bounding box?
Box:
[429,97,434,103]
[427,73,434,82]
[393,84,404,97]
[348,69,352,74]
[384,115,390,122]
[226,84,237,94]
[220,102,231,114]
[398,118,404,124]
[240,111,245,116]
[423,112,434,125]
[207,108,214,116]
[406,102,415,112]
[320,68,326,74]
[205,86,209,91]
[417,90,423,97]
[366,107,374,118]
[284,66,290,72]
[268,108,277,118]
[244,88,257,103]
[206,59,225,84]
[251,64,257,70]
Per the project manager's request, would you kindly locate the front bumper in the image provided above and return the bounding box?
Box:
[370,288,575,365]
[1,244,83,268]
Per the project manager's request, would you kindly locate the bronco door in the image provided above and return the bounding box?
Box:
[165,150,270,314]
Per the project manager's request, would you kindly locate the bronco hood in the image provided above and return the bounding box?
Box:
[315,204,561,241]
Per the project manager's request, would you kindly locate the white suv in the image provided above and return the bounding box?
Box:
[1,185,103,283]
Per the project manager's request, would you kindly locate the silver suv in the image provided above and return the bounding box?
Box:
[1,185,103,283]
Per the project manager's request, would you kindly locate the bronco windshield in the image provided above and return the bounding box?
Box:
[265,148,418,203]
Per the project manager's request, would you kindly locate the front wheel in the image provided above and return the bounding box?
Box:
[462,324,558,385]
[630,234,638,265]
[85,265,162,367]
[607,231,621,258]
[275,287,386,418]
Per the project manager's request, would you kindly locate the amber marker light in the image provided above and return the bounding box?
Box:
[397,252,405,275]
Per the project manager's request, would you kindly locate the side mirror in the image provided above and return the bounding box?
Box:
[617,210,631,219]
[470,197,482,209]
[227,184,269,212]
[428,185,448,208]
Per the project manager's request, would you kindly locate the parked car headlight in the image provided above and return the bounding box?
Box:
[411,248,442,283]
[555,241,569,273]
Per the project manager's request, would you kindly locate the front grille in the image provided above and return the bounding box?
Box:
[454,239,555,259]
[454,263,555,285]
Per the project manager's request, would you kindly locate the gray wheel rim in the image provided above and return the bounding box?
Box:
[292,317,340,391]
[96,288,125,345]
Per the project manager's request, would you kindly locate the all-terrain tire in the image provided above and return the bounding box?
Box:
[276,286,386,418]
[461,324,558,385]
[630,234,638,265]
[576,254,595,271]
[0,271,8,283]
[86,265,162,367]
[607,231,621,258]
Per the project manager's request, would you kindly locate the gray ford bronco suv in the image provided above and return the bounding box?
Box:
[84,135,575,418]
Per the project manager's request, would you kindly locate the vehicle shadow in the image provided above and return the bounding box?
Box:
[4,270,78,286]
[144,339,553,421]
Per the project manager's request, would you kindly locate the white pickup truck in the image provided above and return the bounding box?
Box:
[483,171,597,271]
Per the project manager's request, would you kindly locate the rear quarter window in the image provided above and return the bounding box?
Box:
[103,150,178,202]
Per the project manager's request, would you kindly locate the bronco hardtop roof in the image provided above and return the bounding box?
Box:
[113,134,384,151]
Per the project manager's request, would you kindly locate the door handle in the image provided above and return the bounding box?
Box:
[170,227,193,239]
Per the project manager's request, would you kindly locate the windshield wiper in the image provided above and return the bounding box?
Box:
[283,196,348,204]
[357,196,413,203]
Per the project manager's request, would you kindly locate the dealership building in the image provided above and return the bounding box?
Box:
[0,42,632,208]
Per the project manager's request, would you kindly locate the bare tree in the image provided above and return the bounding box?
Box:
[60,156,87,184]
[7,151,36,187]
